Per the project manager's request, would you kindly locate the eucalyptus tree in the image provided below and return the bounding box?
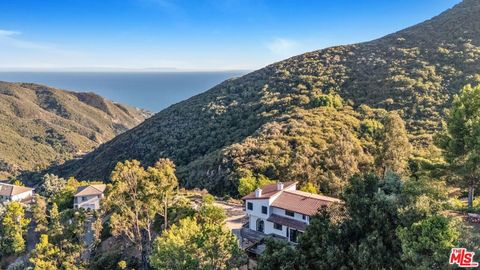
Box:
[105,159,178,270]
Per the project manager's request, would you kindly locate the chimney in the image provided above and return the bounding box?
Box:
[277,182,284,190]
[255,188,262,198]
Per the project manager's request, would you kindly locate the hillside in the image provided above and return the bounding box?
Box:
[0,82,150,178]
[53,0,480,194]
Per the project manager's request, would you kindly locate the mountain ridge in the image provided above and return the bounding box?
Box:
[0,81,151,178]
[52,0,480,194]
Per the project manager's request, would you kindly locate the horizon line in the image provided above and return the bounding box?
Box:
[0,67,253,73]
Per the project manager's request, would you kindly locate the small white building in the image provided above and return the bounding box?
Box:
[0,182,34,203]
[73,184,106,210]
[242,182,340,243]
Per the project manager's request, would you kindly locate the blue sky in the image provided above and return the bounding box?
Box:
[0,0,461,71]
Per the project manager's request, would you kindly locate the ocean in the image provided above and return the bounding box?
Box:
[0,71,247,112]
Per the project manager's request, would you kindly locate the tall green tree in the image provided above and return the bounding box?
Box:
[150,217,201,270]
[147,158,178,229]
[379,112,412,176]
[0,201,30,255]
[33,195,49,234]
[437,84,480,207]
[150,206,245,270]
[106,159,178,270]
[48,203,63,242]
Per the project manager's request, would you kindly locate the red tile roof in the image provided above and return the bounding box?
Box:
[241,181,297,200]
[271,190,340,216]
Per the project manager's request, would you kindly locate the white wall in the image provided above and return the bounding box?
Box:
[245,198,270,231]
[10,190,33,202]
[245,199,270,219]
[265,220,287,237]
[271,207,309,224]
[74,195,102,210]
[244,183,309,240]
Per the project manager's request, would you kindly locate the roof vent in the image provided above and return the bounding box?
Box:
[277,182,284,190]
[255,188,262,198]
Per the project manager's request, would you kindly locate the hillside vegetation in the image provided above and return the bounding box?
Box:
[0,82,150,178]
[54,0,480,194]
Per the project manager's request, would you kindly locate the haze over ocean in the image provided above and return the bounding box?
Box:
[0,71,246,112]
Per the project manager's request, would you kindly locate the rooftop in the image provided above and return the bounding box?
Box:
[271,190,340,216]
[0,183,33,197]
[241,181,296,200]
[74,184,106,197]
[242,182,340,216]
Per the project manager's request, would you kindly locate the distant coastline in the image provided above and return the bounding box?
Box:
[0,71,248,111]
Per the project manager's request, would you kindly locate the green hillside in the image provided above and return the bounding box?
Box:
[54,0,480,194]
[0,82,150,178]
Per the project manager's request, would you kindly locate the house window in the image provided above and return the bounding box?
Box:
[262,206,268,214]
[274,223,282,230]
[82,196,87,201]
[285,210,294,217]
[289,229,303,243]
[302,214,306,220]
[247,202,253,210]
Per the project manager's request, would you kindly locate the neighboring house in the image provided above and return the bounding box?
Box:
[0,182,34,203]
[74,184,106,210]
[242,182,340,244]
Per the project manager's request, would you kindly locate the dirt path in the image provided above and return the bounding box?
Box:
[214,201,246,240]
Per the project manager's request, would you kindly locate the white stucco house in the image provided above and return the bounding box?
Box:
[74,184,106,210]
[242,181,340,244]
[0,182,34,203]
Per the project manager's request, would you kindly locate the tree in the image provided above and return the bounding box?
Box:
[197,203,226,226]
[150,217,201,270]
[299,182,318,194]
[379,111,412,176]
[150,215,245,270]
[195,221,245,270]
[237,169,275,196]
[0,201,30,255]
[257,238,300,270]
[52,177,80,211]
[436,84,480,207]
[48,203,63,242]
[147,158,178,229]
[33,195,49,233]
[29,234,61,270]
[322,128,372,195]
[92,215,103,246]
[40,174,66,198]
[397,215,459,269]
[106,159,178,270]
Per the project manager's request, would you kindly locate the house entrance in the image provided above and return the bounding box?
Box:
[256,219,265,233]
